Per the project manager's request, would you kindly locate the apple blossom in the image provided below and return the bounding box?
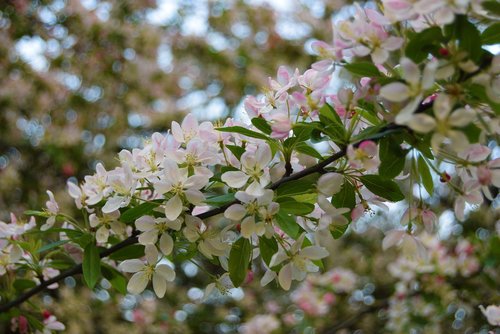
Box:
[153,159,209,220]
[380,57,437,124]
[479,305,500,326]
[269,234,329,290]
[221,144,273,197]
[118,245,175,297]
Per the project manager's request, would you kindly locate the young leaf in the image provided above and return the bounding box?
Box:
[14,279,37,292]
[344,62,382,77]
[295,142,323,160]
[276,174,319,197]
[330,224,349,239]
[109,244,145,261]
[251,117,272,135]
[275,211,301,239]
[359,175,405,202]
[83,242,101,289]
[121,201,160,224]
[276,197,315,215]
[406,27,444,63]
[259,236,278,266]
[217,126,269,140]
[226,145,245,160]
[378,138,407,179]
[228,238,252,287]
[101,263,127,294]
[319,104,347,144]
[331,181,356,210]
[481,22,500,45]
[205,193,236,206]
[417,155,434,195]
[36,240,69,254]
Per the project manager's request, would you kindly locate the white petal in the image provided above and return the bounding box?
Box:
[270,250,288,267]
[407,114,437,133]
[165,194,183,221]
[185,189,205,205]
[245,180,265,197]
[371,47,388,64]
[241,217,255,239]
[401,57,420,86]
[382,230,405,250]
[159,233,174,255]
[300,246,329,260]
[260,270,277,286]
[318,173,344,196]
[156,264,176,281]
[119,259,144,273]
[96,226,109,244]
[67,181,81,199]
[102,196,124,213]
[224,204,247,221]
[221,171,249,188]
[256,144,272,167]
[127,271,149,294]
[278,263,292,290]
[152,273,167,298]
[138,229,158,245]
[145,244,158,265]
[380,82,410,102]
[135,216,156,231]
[448,108,476,127]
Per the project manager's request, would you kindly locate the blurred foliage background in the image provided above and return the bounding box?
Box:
[0,0,339,217]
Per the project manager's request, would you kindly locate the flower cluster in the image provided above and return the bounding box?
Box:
[0,0,498,331]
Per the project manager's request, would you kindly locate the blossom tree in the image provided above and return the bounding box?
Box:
[0,0,499,332]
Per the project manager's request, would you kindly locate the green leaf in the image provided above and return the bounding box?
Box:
[226,145,245,160]
[330,224,349,239]
[344,62,382,77]
[121,201,160,224]
[217,126,270,140]
[47,258,76,270]
[205,193,236,206]
[353,124,404,144]
[319,104,347,144]
[293,124,314,142]
[23,210,47,217]
[481,22,500,45]
[109,244,145,261]
[406,27,445,63]
[276,197,315,215]
[101,263,127,294]
[83,242,101,289]
[295,142,323,160]
[251,117,272,135]
[275,211,300,239]
[482,1,500,16]
[173,242,198,261]
[228,238,252,287]
[417,155,434,195]
[332,181,356,210]
[259,236,278,266]
[448,15,483,63]
[25,314,45,331]
[359,175,405,202]
[13,279,37,292]
[276,174,319,197]
[36,240,70,254]
[378,138,407,179]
